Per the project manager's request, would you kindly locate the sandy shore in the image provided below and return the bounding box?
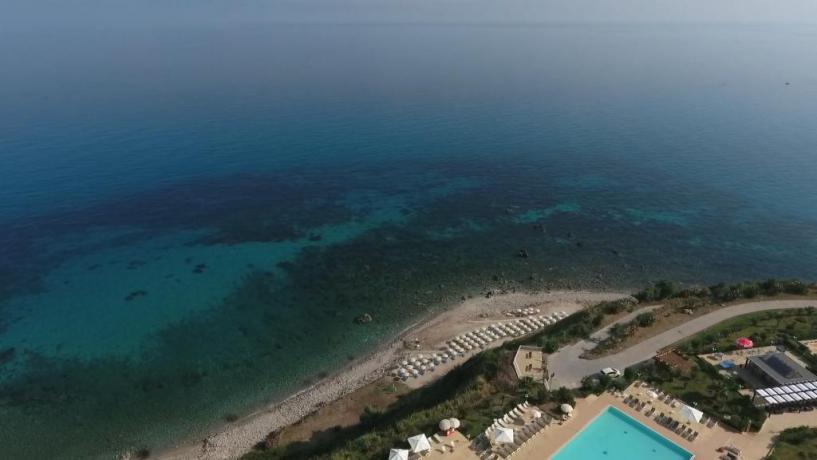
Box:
[156,289,628,460]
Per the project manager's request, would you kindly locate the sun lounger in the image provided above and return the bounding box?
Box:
[670,420,680,430]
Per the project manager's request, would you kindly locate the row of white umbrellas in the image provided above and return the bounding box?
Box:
[392,311,568,381]
[394,352,451,379]
[507,307,542,317]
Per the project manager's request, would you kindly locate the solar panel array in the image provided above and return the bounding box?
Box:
[756,381,817,405]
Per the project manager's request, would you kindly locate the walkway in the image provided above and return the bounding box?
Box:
[547,299,817,388]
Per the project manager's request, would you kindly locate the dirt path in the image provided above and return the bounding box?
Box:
[547,299,817,388]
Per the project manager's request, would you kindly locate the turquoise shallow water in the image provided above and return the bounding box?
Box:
[0,19,816,459]
[552,406,693,460]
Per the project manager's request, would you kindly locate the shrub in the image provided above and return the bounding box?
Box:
[778,426,817,445]
[636,312,656,327]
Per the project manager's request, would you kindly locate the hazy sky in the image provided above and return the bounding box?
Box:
[3,0,817,29]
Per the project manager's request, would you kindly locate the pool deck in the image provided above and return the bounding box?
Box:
[419,381,817,460]
[508,384,817,460]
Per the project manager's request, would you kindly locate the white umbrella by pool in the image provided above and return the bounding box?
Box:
[560,404,573,415]
[532,410,542,419]
[450,418,461,429]
[678,405,704,424]
[388,448,409,460]
[407,434,431,453]
[646,390,659,399]
[494,426,514,444]
[439,419,452,431]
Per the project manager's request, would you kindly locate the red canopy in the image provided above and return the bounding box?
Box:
[736,337,753,349]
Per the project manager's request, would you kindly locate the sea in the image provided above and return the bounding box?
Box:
[1,14,817,459]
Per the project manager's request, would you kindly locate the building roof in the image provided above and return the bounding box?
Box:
[746,352,817,385]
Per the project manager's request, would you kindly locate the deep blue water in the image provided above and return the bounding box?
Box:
[1,21,817,459]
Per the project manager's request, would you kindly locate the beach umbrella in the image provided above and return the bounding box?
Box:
[560,404,573,415]
[736,337,754,349]
[388,449,409,460]
[646,390,659,399]
[439,419,452,431]
[532,410,542,419]
[449,418,461,429]
[407,434,431,453]
[678,405,703,424]
[494,427,514,444]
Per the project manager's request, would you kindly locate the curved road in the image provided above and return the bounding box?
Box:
[547,299,817,388]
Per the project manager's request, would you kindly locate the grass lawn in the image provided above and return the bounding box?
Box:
[679,308,817,355]
[768,426,817,460]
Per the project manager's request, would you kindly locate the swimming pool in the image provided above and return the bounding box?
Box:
[551,406,694,460]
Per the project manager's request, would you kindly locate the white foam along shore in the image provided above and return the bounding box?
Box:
[156,290,630,460]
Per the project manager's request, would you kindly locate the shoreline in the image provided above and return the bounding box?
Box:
[156,289,630,460]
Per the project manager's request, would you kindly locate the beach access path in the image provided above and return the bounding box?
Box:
[547,299,817,389]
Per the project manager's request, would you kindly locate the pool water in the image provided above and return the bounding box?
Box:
[551,406,694,460]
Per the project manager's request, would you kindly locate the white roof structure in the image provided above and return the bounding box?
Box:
[494,426,514,444]
[388,448,409,460]
[407,434,431,453]
[756,380,817,406]
[678,405,703,423]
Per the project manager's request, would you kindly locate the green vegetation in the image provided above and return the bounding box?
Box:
[635,279,813,303]
[636,307,817,432]
[678,307,817,359]
[590,310,658,355]
[636,359,766,432]
[768,426,817,460]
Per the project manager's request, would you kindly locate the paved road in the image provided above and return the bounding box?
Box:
[547,299,817,388]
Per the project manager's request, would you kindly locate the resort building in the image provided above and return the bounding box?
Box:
[512,345,545,382]
[743,352,817,387]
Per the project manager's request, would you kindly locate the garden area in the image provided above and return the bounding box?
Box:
[635,358,767,432]
[768,426,817,460]
[678,308,817,368]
